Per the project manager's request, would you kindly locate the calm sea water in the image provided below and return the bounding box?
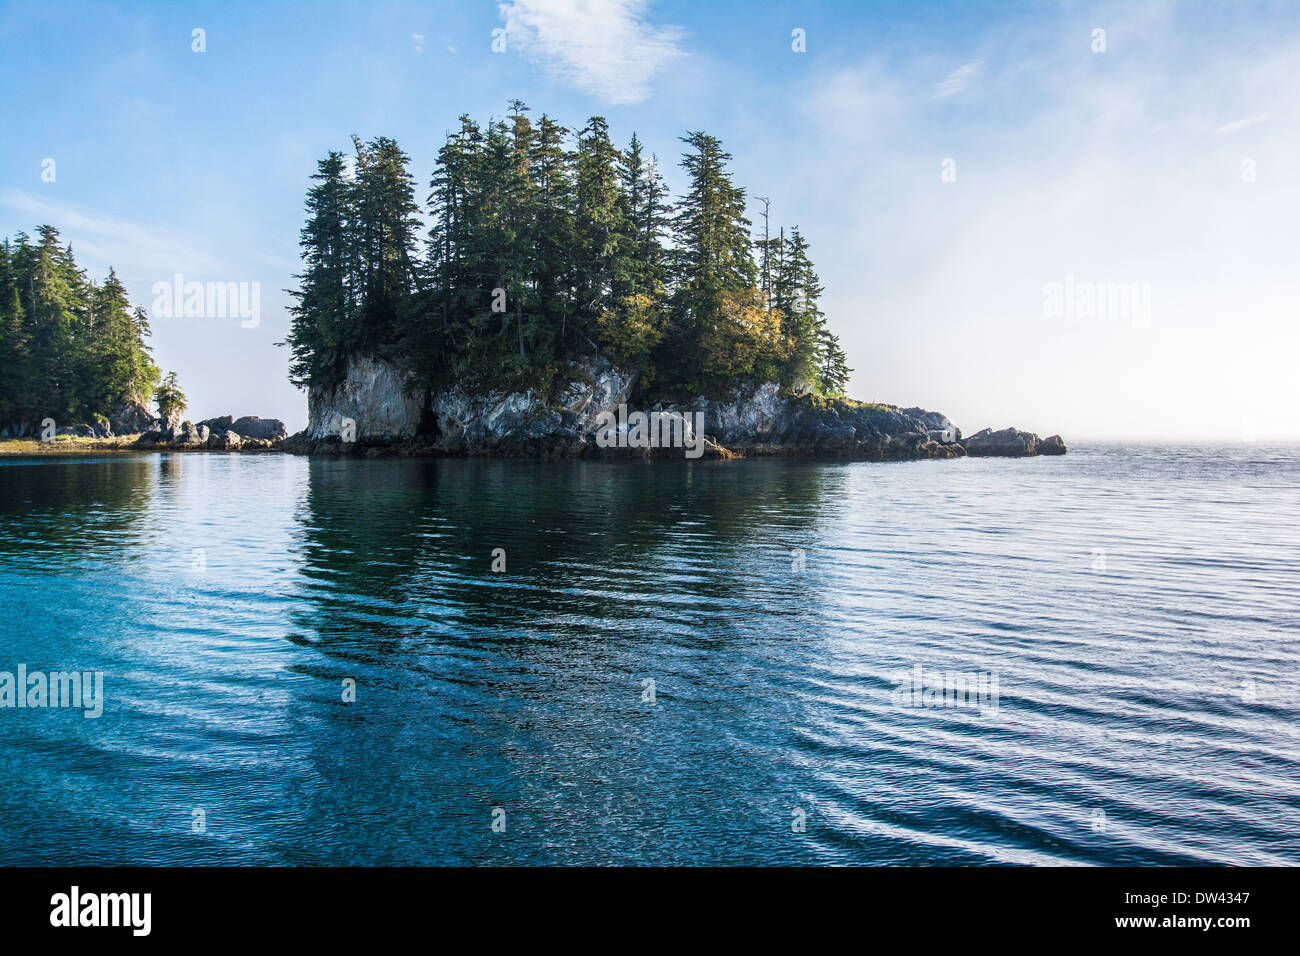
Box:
[0,446,1296,865]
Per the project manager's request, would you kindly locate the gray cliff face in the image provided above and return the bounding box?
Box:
[306,354,425,442]
[300,355,1061,459]
[429,359,637,452]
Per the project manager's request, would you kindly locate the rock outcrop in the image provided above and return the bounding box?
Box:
[108,399,157,436]
[959,427,1067,457]
[291,355,1063,461]
[305,355,424,443]
[230,416,287,441]
[207,429,242,450]
[1039,434,1068,455]
[132,413,283,451]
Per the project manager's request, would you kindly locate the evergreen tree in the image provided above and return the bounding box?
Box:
[600,134,670,376]
[529,114,575,352]
[27,226,86,420]
[572,116,628,351]
[503,100,539,362]
[0,227,162,428]
[665,131,757,391]
[419,114,486,383]
[618,135,670,304]
[154,370,187,425]
[817,328,852,397]
[775,227,823,388]
[285,109,854,406]
[0,240,29,425]
[86,268,159,412]
[351,135,421,352]
[285,150,354,387]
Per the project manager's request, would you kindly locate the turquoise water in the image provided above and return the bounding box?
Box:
[0,447,1297,865]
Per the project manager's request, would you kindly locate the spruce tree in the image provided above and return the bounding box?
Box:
[572,116,628,349]
[286,150,354,387]
[530,114,575,352]
[0,240,29,426]
[618,134,670,304]
[351,136,421,353]
[154,371,187,425]
[666,131,757,391]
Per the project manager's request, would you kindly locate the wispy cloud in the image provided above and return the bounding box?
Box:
[933,61,981,98]
[410,33,424,55]
[1213,113,1268,135]
[0,189,223,282]
[498,0,684,105]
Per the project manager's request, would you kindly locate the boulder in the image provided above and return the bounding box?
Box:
[1040,434,1068,455]
[230,416,287,441]
[429,358,636,453]
[961,427,1040,457]
[207,429,242,450]
[108,400,157,436]
[903,407,962,442]
[198,415,234,433]
[171,421,203,446]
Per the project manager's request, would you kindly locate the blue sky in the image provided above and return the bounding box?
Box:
[2,0,1297,439]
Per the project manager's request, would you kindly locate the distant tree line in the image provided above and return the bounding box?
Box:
[285,101,851,401]
[0,226,162,429]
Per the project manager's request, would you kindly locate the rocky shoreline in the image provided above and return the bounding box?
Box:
[2,358,1066,461]
[279,356,1067,462]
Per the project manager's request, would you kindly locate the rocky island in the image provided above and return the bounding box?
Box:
[275,106,1064,462]
[1,106,1064,462]
[285,354,1064,460]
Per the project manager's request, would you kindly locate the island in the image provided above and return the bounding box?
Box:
[0,104,1064,461]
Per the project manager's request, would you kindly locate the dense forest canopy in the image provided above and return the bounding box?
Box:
[0,226,161,428]
[285,102,852,402]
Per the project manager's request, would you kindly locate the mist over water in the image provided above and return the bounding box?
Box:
[0,447,1296,865]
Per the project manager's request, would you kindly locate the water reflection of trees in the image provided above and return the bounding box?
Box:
[285,457,838,658]
[0,455,160,563]
[280,457,843,864]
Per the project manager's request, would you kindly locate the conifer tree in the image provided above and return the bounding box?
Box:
[285,110,853,406]
[351,135,421,352]
[286,150,356,387]
[0,240,29,425]
[154,371,187,425]
[421,114,486,381]
[666,131,757,390]
[618,134,670,304]
[530,113,575,350]
[572,116,628,350]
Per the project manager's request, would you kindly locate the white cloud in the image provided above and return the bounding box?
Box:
[411,33,424,54]
[0,189,222,282]
[498,0,684,105]
[788,9,1300,441]
[1213,113,1268,135]
[932,61,981,98]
